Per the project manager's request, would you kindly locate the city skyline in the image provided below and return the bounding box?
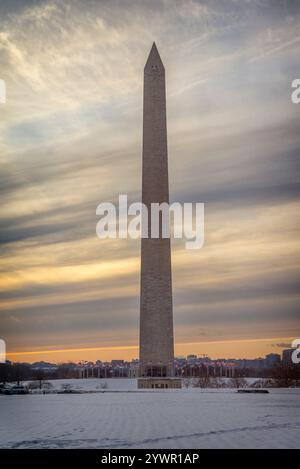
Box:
[6,336,296,363]
[4,345,292,365]
[1,0,300,363]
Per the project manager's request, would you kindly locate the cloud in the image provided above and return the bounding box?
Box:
[271,343,292,349]
[0,0,300,357]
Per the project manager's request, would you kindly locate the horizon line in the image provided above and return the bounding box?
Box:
[6,336,295,358]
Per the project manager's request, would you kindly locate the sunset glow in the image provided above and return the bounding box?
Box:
[1,0,299,363]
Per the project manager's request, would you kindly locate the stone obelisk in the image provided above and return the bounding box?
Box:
[138,43,180,389]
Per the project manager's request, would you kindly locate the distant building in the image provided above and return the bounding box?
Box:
[265,353,281,368]
[31,361,58,372]
[174,357,187,366]
[237,358,265,369]
[129,362,140,378]
[282,349,295,366]
[187,355,198,364]
[111,360,125,367]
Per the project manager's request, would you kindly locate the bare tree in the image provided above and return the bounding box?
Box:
[28,381,53,393]
[272,365,300,388]
[210,377,222,388]
[230,377,247,389]
[182,378,192,388]
[195,376,211,388]
[34,369,45,390]
[61,383,73,393]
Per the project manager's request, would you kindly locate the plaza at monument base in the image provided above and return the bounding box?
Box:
[137,377,182,389]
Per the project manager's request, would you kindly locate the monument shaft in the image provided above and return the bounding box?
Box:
[139,43,174,379]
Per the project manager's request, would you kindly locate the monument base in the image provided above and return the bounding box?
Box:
[137,378,182,389]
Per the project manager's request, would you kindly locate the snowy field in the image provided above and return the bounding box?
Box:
[0,379,300,449]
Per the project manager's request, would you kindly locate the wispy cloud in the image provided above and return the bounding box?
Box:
[1,0,300,359]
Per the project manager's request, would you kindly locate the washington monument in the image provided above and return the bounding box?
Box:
[138,43,181,389]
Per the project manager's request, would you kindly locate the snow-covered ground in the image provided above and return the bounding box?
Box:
[40,377,138,391]
[0,379,299,449]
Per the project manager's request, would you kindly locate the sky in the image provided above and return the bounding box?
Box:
[0,0,299,363]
